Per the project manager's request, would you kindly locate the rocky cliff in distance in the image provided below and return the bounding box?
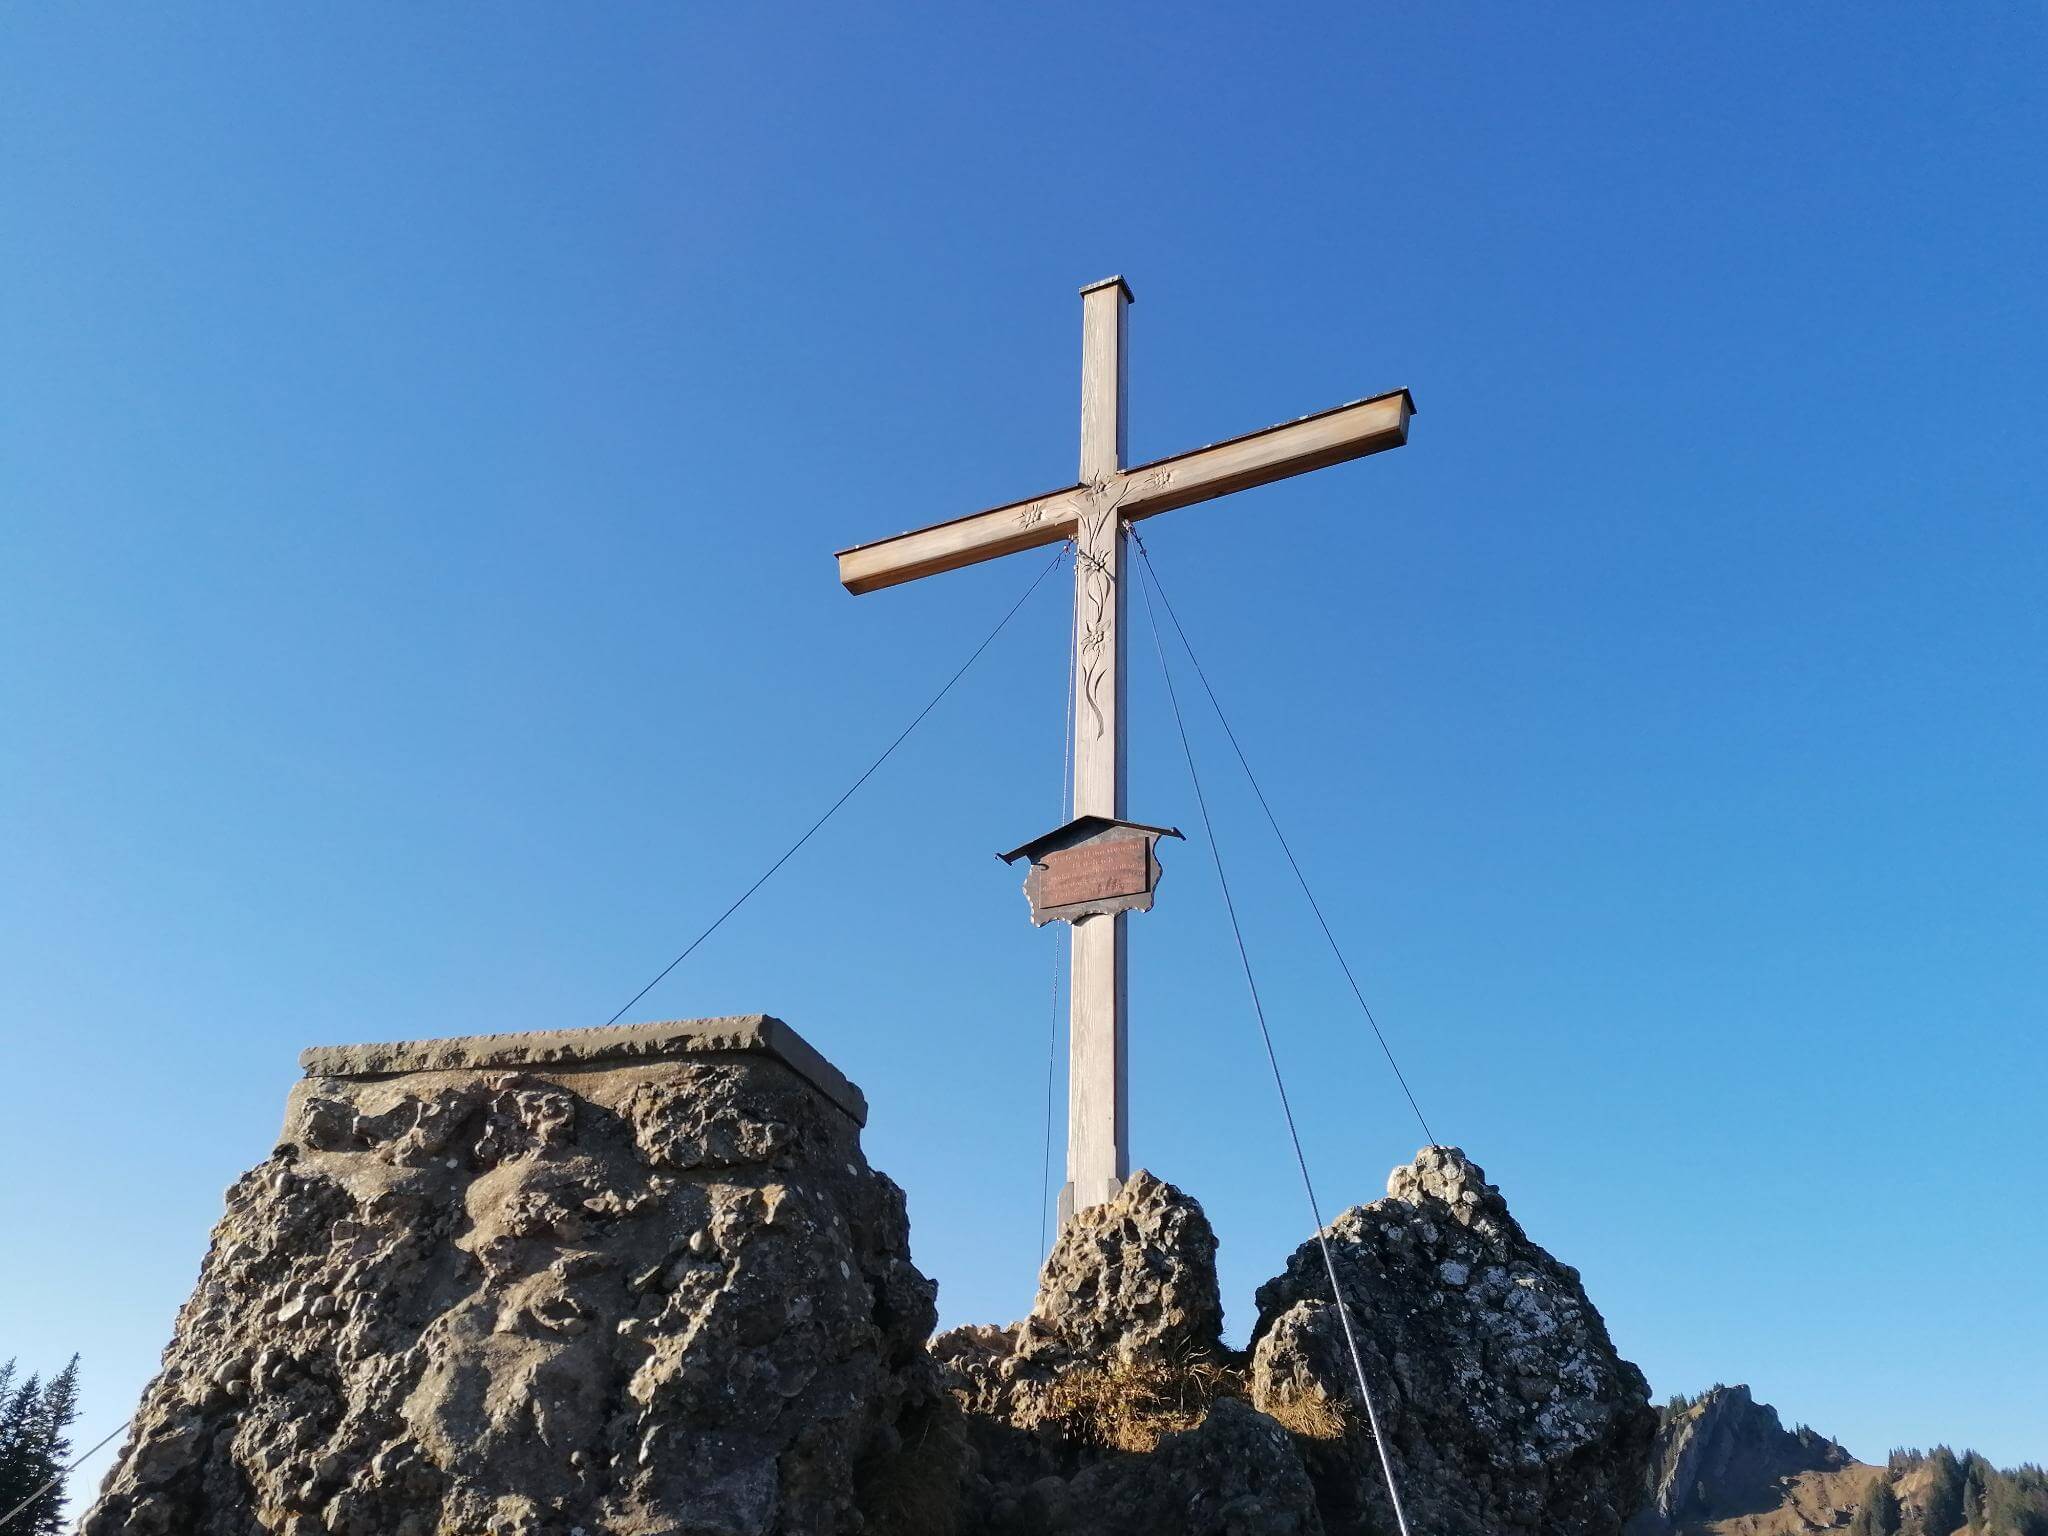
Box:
[1626,1389,2048,1536]
[1629,1384,1856,1535]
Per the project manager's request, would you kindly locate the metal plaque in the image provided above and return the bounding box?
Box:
[999,816,1183,927]
[1037,837,1150,910]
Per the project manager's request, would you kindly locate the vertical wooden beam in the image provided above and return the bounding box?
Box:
[1063,276,1133,1224]
[1078,275,1130,483]
[1065,902,1128,1219]
[1073,275,1131,822]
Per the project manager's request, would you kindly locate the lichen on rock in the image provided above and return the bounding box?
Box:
[933,1150,1653,1536]
[1251,1145,1657,1536]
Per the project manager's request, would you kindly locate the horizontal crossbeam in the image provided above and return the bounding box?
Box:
[836,388,1414,595]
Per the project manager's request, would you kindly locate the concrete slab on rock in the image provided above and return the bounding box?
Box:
[298,1013,867,1125]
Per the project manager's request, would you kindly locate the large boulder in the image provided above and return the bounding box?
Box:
[1030,1168,1225,1363]
[931,1170,1232,1461]
[82,1018,953,1536]
[931,1171,1325,1533]
[1250,1145,1657,1536]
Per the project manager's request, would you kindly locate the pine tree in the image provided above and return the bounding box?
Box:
[0,1360,82,1535]
[0,1370,43,1522]
[1855,1476,1904,1536]
[1962,1454,1992,1531]
[0,1360,16,1492]
[1985,1466,2048,1536]
[1924,1448,1968,1536]
[19,1356,80,1535]
[1873,1478,1904,1536]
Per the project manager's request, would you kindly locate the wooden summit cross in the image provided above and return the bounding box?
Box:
[836,277,1413,1228]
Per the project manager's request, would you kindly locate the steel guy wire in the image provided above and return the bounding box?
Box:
[605,541,1072,1026]
[1130,529,1439,1151]
[1135,551,1418,1536]
[0,1417,133,1533]
[1039,565,1081,1264]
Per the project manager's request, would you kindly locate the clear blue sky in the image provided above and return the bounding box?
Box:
[4,4,2043,1503]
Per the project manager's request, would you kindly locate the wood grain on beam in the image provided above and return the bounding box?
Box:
[835,488,1083,596]
[835,388,1413,596]
[1119,389,1413,523]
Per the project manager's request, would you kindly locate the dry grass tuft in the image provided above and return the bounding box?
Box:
[1258,1388,1352,1442]
[1046,1354,1245,1454]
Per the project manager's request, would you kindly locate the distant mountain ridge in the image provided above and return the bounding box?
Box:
[1627,1385,2047,1536]
[1630,1383,1853,1533]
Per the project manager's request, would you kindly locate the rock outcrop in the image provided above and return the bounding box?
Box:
[931,1170,1324,1535]
[87,1018,1654,1536]
[935,1169,1226,1436]
[1030,1169,1225,1363]
[935,1149,1653,1536]
[1627,1383,1854,1534]
[1250,1145,1658,1536]
[83,1018,950,1536]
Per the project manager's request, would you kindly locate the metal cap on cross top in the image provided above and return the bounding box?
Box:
[833,276,1413,1234]
[1078,273,1135,304]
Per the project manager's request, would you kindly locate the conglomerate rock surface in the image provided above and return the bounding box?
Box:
[1251,1145,1658,1536]
[932,1151,1652,1536]
[86,1018,1652,1536]
[934,1168,1226,1434]
[1029,1169,1225,1362]
[82,1025,948,1536]
[930,1170,1324,1535]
